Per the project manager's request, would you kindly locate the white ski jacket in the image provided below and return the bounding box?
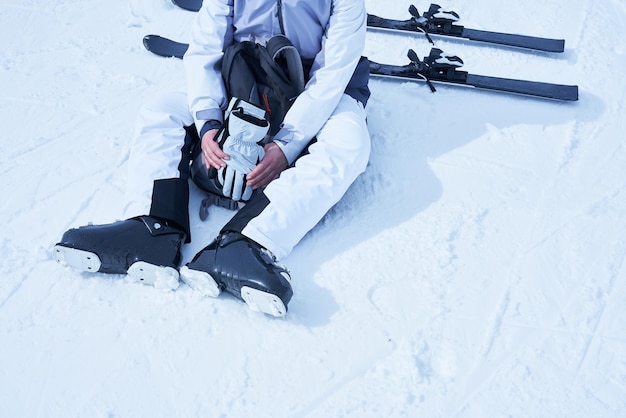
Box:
[184,0,367,163]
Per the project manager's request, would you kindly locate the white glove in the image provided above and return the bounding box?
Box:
[217,102,269,201]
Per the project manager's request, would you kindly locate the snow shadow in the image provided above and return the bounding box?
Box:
[279,79,602,327]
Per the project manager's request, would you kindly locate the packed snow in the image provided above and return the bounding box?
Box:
[1,0,625,416]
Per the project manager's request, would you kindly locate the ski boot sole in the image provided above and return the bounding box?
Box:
[179,267,286,316]
[127,261,180,290]
[179,266,222,297]
[53,245,180,290]
[53,245,102,272]
[241,286,287,317]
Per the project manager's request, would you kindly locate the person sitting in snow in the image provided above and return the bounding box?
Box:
[53,0,371,317]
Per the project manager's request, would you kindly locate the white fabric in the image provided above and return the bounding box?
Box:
[122,91,193,219]
[184,0,367,163]
[122,92,370,260]
[242,94,370,259]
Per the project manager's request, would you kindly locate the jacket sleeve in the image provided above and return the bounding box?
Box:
[183,0,234,134]
[273,0,367,164]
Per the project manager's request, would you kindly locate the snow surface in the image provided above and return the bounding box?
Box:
[1,0,625,416]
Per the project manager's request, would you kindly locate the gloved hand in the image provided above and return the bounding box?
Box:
[216,102,270,201]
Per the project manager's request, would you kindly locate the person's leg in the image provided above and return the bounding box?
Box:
[123,91,195,236]
[181,95,370,315]
[237,95,370,258]
[54,91,195,289]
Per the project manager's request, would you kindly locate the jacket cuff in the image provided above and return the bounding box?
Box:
[273,128,308,165]
[199,119,223,139]
[194,108,223,134]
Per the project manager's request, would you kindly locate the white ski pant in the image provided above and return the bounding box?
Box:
[123,91,370,259]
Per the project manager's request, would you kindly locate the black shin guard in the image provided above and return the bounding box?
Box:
[220,189,270,235]
[149,178,191,242]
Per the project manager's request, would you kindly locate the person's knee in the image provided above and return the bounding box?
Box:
[136,91,191,127]
[326,97,371,171]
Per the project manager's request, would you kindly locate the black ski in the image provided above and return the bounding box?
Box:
[142,35,578,101]
[367,4,565,53]
[369,49,578,101]
[143,35,188,58]
[171,0,201,12]
[168,1,565,53]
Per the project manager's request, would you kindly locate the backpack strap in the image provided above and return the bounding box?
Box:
[221,42,255,103]
[265,35,305,95]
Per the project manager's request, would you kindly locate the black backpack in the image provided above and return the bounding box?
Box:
[220,35,306,135]
[188,35,307,217]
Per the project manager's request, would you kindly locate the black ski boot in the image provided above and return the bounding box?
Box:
[53,216,186,289]
[180,232,293,317]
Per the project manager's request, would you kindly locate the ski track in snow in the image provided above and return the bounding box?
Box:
[1,0,626,417]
